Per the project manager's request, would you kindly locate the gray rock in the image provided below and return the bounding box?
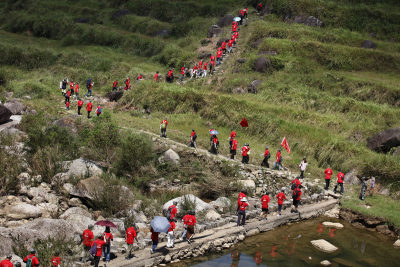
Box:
[246,228,260,236]
[36,203,59,218]
[344,169,359,185]
[163,149,180,164]
[205,209,221,221]
[3,99,25,115]
[393,239,400,247]
[322,222,344,229]
[105,91,124,102]
[320,260,331,266]
[248,80,262,94]
[217,14,234,27]
[0,104,12,124]
[238,180,256,190]
[63,158,103,177]
[367,127,400,153]
[209,197,231,210]
[253,57,271,73]
[232,87,246,94]
[294,16,324,27]
[361,40,376,49]
[60,207,95,232]
[5,203,42,220]
[163,194,212,213]
[237,58,246,64]
[71,176,105,200]
[311,239,338,253]
[207,25,222,38]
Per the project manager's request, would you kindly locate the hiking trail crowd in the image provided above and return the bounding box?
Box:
[0,4,377,267]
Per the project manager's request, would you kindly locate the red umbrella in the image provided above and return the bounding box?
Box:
[240,118,248,127]
[95,220,117,228]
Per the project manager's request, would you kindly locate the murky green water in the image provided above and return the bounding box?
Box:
[177,218,400,267]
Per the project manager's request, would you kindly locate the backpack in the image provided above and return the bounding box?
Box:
[291,183,297,190]
[279,156,283,163]
[98,107,102,113]
[193,134,197,141]
[161,121,166,129]
[292,189,300,199]
[89,241,97,256]
[165,206,173,221]
[26,255,35,267]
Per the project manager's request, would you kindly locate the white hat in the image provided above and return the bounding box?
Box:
[241,197,247,202]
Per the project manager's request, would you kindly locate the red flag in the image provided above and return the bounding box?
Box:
[240,118,248,127]
[281,137,290,153]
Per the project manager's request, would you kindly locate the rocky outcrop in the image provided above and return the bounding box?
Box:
[63,158,104,178]
[253,56,271,73]
[209,197,231,211]
[361,40,377,49]
[238,180,256,190]
[367,127,400,153]
[207,25,222,38]
[311,239,338,253]
[5,203,42,220]
[217,14,234,27]
[70,176,105,199]
[0,104,12,124]
[163,194,212,213]
[3,99,26,115]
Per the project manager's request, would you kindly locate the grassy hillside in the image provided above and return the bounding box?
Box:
[1,0,400,191]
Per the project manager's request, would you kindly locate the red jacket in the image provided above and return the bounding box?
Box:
[66,90,71,97]
[92,239,106,257]
[168,221,176,232]
[167,70,173,77]
[182,214,191,225]
[293,188,302,200]
[66,101,70,108]
[291,178,301,186]
[82,229,94,247]
[276,192,287,205]
[228,39,234,47]
[154,73,159,81]
[77,100,84,107]
[238,192,246,205]
[151,228,159,241]
[324,168,333,180]
[69,81,74,90]
[181,67,185,75]
[125,227,137,245]
[198,60,203,68]
[86,102,93,111]
[337,172,344,183]
[113,80,118,87]
[238,201,249,211]
[24,254,39,267]
[75,83,79,93]
[190,131,196,138]
[221,41,226,49]
[96,105,102,115]
[212,137,218,144]
[217,50,222,58]
[261,195,270,209]
[103,232,113,243]
[276,151,281,162]
[241,145,250,156]
[231,139,238,150]
[193,65,198,70]
[230,131,237,140]
[168,204,177,219]
[161,119,168,128]
[51,256,61,266]
[203,62,208,70]
[0,259,13,267]
[210,55,216,61]
[264,149,269,158]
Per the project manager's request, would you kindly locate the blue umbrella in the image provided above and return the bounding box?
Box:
[233,17,241,22]
[151,216,170,233]
[209,130,219,135]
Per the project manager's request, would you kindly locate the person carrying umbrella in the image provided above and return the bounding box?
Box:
[102,226,113,263]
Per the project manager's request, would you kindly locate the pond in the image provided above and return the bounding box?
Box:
[173,218,399,267]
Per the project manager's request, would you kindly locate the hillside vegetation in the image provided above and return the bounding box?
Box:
[1,0,400,190]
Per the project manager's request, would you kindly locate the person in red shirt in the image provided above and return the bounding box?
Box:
[238,190,247,207]
[137,74,143,84]
[82,224,94,261]
[216,49,223,65]
[0,255,13,267]
[65,89,71,104]
[190,129,197,148]
[192,65,198,78]
[102,226,113,262]
[112,80,118,91]
[23,250,39,267]
[166,69,174,83]
[65,100,70,110]
[334,172,345,194]
[95,105,102,117]
[228,39,234,53]
[230,138,238,159]
[273,149,282,170]
[261,146,270,168]
[241,143,250,164]
[180,66,185,82]
[92,235,106,267]
[69,80,74,96]
[291,177,302,187]
[261,192,270,219]
[77,99,83,115]
[167,220,175,248]
[257,2,263,12]
[160,118,168,137]
[168,201,178,220]
[276,189,287,216]
[150,227,159,253]
[209,55,216,74]
[210,134,219,154]
[124,77,130,91]
[229,129,237,147]
[154,71,160,82]
[237,197,249,226]
[51,253,61,267]
[74,82,80,99]
[125,225,138,259]
[202,62,208,77]
[324,166,333,190]
[86,100,93,119]
[221,41,227,54]
[186,210,197,243]
[291,185,302,213]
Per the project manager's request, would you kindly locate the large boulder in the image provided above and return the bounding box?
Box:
[361,40,376,49]
[163,149,180,164]
[253,57,271,73]
[63,158,104,178]
[294,16,324,27]
[105,91,124,102]
[209,197,231,210]
[344,169,359,185]
[52,115,78,134]
[238,180,256,190]
[367,127,400,153]
[3,99,25,115]
[5,203,42,220]
[248,80,262,94]
[163,194,212,213]
[205,209,221,221]
[0,104,12,124]
[60,207,95,231]
[207,25,222,38]
[311,239,338,253]
[71,176,105,199]
[217,14,234,27]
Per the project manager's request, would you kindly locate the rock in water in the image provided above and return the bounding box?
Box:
[393,239,400,247]
[320,260,331,266]
[0,104,12,124]
[322,222,344,229]
[361,40,377,49]
[311,239,338,253]
[367,127,400,153]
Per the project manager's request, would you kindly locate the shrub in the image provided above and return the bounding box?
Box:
[31,146,65,184]
[0,135,24,195]
[114,132,155,176]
